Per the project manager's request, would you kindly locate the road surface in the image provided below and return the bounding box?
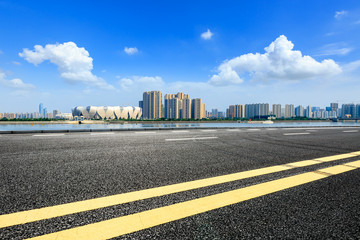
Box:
[0,127,360,239]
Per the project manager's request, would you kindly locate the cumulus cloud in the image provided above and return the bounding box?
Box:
[201,29,213,40]
[335,10,347,19]
[0,72,35,90]
[124,47,138,55]
[118,76,164,89]
[209,35,342,86]
[19,42,114,90]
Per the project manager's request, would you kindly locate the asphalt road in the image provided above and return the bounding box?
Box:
[0,127,360,239]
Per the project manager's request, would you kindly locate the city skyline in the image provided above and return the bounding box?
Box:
[1,1,360,112]
[2,97,360,120]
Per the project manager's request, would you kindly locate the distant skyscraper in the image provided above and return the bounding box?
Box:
[211,109,218,118]
[164,92,190,119]
[311,107,320,112]
[356,104,360,118]
[245,103,269,119]
[218,111,225,118]
[285,104,295,118]
[142,91,162,119]
[181,98,191,119]
[306,105,312,118]
[272,104,281,118]
[139,101,143,109]
[330,103,338,112]
[342,104,356,118]
[295,105,304,117]
[39,103,43,116]
[226,104,244,118]
[191,98,205,119]
[53,110,59,118]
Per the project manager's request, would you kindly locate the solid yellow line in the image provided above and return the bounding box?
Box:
[27,160,360,240]
[1,151,359,229]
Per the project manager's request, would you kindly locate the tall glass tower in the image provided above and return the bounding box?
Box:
[39,103,44,117]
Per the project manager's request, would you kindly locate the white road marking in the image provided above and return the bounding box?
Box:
[343,130,359,133]
[247,129,260,131]
[283,132,310,136]
[226,129,241,131]
[201,129,217,132]
[165,136,218,141]
[90,132,115,135]
[171,130,190,133]
[306,130,318,132]
[266,128,277,131]
[281,127,360,130]
[33,134,65,137]
[134,131,156,134]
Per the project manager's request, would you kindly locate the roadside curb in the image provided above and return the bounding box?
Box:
[0,126,360,134]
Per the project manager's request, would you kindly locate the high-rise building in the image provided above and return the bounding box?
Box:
[164,92,190,119]
[356,104,360,118]
[272,104,281,118]
[245,103,269,119]
[285,104,295,118]
[211,109,218,118]
[53,110,59,118]
[306,105,312,118]
[312,107,320,112]
[227,105,235,118]
[139,101,143,109]
[142,91,162,119]
[181,98,191,119]
[330,102,338,112]
[342,104,356,118]
[191,98,205,119]
[218,111,225,118]
[39,103,43,117]
[226,104,245,118]
[295,105,304,117]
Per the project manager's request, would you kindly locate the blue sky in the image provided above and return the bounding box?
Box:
[1,0,360,113]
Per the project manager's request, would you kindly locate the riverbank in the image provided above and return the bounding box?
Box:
[0,119,334,125]
[0,120,107,124]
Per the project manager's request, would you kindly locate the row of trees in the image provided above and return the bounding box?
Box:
[0,118,64,121]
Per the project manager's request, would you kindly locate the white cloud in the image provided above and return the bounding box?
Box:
[201,29,213,40]
[124,47,138,55]
[209,35,342,86]
[118,76,164,89]
[0,72,35,90]
[325,32,336,36]
[19,42,114,90]
[335,10,347,19]
[12,61,21,65]
[315,43,353,56]
[342,60,360,72]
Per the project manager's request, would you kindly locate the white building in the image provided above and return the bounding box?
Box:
[72,106,142,120]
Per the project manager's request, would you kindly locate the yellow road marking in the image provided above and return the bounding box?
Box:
[27,160,360,240]
[1,151,360,229]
